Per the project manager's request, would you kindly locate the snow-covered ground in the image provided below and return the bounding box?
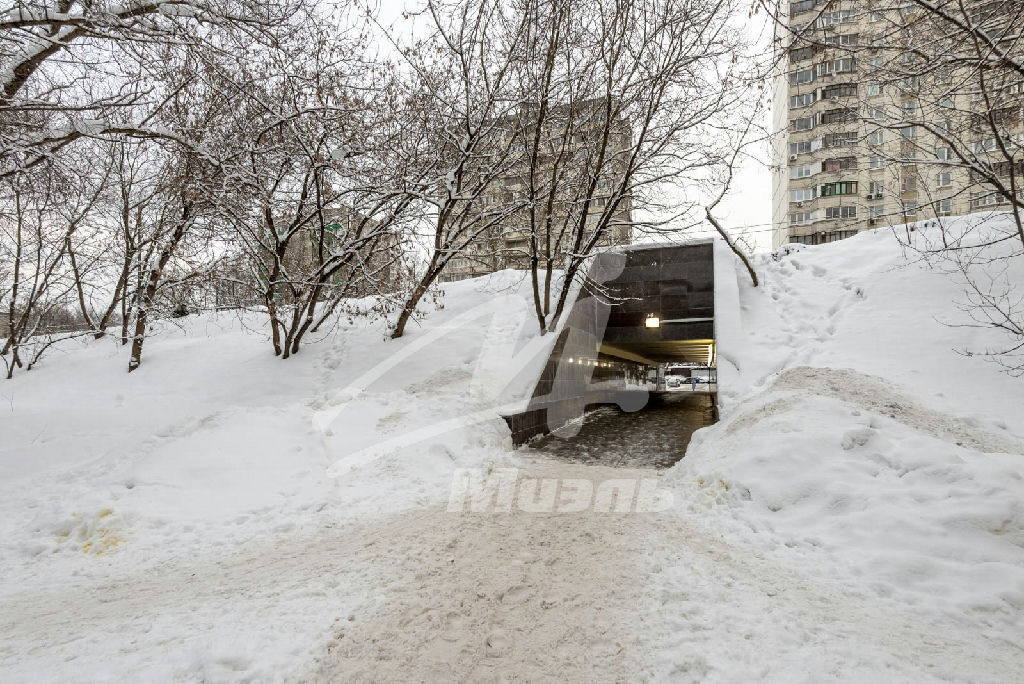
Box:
[2,214,1023,681]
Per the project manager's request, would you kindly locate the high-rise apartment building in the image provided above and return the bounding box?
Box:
[772,1,1024,249]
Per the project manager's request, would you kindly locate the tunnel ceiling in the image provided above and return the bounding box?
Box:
[600,340,714,365]
[593,242,715,366]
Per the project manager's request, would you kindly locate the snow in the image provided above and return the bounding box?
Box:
[2,217,1024,680]
[0,269,557,680]
[665,213,1024,676]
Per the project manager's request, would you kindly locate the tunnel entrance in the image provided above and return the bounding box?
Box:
[503,239,721,449]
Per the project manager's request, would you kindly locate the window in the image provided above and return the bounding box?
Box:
[868,129,885,145]
[868,205,885,219]
[975,160,1024,180]
[901,176,918,192]
[818,58,856,77]
[823,157,857,172]
[818,10,854,27]
[790,68,815,85]
[821,83,857,99]
[790,164,815,179]
[868,83,883,96]
[935,69,952,85]
[938,96,954,109]
[792,116,815,132]
[971,191,1001,208]
[868,107,885,120]
[790,230,858,245]
[790,46,815,62]
[868,181,885,197]
[825,132,857,147]
[868,10,883,22]
[937,172,952,187]
[791,0,818,14]
[789,210,819,225]
[821,108,857,124]
[870,156,885,169]
[974,138,997,153]
[823,34,859,47]
[790,92,816,109]
[901,101,917,116]
[901,126,918,140]
[790,138,822,156]
[790,187,818,203]
[820,181,858,196]
[900,77,919,91]
[825,206,857,219]
[936,146,953,161]
[904,202,919,216]
[936,199,953,216]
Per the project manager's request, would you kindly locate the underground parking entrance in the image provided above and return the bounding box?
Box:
[503,240,721,469]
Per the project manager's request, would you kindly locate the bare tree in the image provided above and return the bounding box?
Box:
[0,155,109,377]
[386,0,533,339]
[0,0,302,176]
[213,19,423,356]
[509,0,754,332]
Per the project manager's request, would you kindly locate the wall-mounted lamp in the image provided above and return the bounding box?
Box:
[645,314,661,328]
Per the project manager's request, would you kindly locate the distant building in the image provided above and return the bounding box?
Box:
[213,205,403,309]
[771,0,1024,248]
[443,101,634,282]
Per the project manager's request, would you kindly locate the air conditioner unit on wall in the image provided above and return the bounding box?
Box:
[790,154,798,161]
[866,193,874,199]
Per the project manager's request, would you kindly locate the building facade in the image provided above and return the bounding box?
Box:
[772,0,1024,248]
[442,103,634,282]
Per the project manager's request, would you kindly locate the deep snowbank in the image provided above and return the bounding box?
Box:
[672,212,1024,634]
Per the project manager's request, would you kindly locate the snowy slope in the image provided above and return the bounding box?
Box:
[2,215,1024,681]
[669,212,1024,663]
[0,269,562,680]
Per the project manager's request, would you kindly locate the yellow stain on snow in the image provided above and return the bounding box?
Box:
[57,509,127,555]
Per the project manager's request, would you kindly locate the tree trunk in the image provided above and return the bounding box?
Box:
[67,238,96,332]
[546,259,581,333]
[392,253,441,340]
[127,206,192,372]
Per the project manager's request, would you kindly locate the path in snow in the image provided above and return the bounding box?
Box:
[2,457,1020,682]
[307,459,1023,682]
